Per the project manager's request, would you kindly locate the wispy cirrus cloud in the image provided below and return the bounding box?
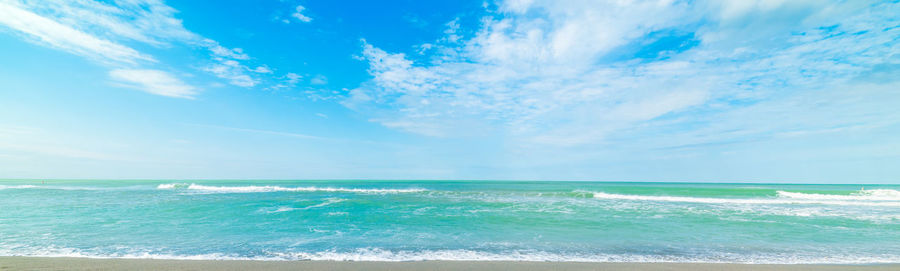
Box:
[186,123,326,140]
[345,0,900,149]
[109,69,196,98]
[203,59,259,87]
[0,0,295,98]
[0,1,153,65]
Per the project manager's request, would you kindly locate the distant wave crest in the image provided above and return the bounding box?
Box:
[156,183,426,194]
[588,189,900,207]
[0,185,123,191]
[776,189,900,201]
[0,185,39,190]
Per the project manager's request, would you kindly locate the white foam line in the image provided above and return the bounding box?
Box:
[156,183,184,189]
[156,183,426,194]
[4,248,900,264]
[777,189,900,201]
[301,198,346,209]
[590,192,900,207]
[0,185,39,190]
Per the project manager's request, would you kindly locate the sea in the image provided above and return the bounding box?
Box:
[1,180,899,263]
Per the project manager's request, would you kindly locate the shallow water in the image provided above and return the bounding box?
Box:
[1,180,899,263]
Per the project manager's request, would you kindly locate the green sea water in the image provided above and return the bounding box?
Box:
[1,180,899,263]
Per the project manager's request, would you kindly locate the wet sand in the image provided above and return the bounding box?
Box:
[1,257,898,271]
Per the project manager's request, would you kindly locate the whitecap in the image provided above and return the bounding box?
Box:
[776,189,900,201]
[589,191,900,207]
[0,185,39,190]
[156,183,188,189]
[155,183,426,194]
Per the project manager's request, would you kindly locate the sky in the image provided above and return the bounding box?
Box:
[0,0,898,182]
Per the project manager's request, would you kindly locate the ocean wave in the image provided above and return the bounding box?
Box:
[0,185,39,190]
[4,247,900,264]
[588,191,900,207]
[733,206,900,223]
[156,183,427,194]
[272,248,900,263]
[0,246,270,261]
[155,183,186,189]
[776,189,900,201]
[273,248,696,262]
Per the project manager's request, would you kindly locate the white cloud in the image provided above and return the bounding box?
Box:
[205,40,250,60]
[109,69,197,98]
[0,0,281,96]
[346,0,900,147]
[16,0,201,46]
[285,73,302,84]
[203,59,259,87]
[197,39,261,88]
[0,1,153,65]
[292,5,312,23]
[254,66,273,73]
[310,74,328,85]
[343,1,704,141]
[267,72,303,91]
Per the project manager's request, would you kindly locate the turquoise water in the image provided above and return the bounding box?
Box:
[1,180,899,263]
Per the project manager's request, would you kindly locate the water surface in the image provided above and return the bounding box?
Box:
[1,180,898,263]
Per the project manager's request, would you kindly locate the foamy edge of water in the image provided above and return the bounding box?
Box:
[4,248,900,264]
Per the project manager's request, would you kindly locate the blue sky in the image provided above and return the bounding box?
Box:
[0,0,898,182]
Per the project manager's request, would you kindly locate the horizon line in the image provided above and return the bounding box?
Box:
[1,178,896,185]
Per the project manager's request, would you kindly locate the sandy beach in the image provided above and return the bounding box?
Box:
[0,257,897,271]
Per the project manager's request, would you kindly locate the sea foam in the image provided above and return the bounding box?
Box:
[776,189,900,201]
[6,246,900,264]
[156,183,426,194]
[0,185,39,190]
[263,198,346,213]
[589,190,900,207]
[269,248,900,263]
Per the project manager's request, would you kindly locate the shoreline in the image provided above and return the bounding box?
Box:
[2,257,899,271]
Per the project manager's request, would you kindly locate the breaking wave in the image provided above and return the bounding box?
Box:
[588,189,900,207]
[156,183,427,194]
[776,189,900,201]
[0,185,39,190]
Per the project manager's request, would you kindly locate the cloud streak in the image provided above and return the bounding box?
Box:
[0,0,298,98]
[187,124,326,140]
[0,1,153,65]
[109,69,197,98]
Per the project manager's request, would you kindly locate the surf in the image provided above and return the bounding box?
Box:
[776,189,900,201]
[588,189,900,207]
[156,183,427,194]
[7,246,900,264]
